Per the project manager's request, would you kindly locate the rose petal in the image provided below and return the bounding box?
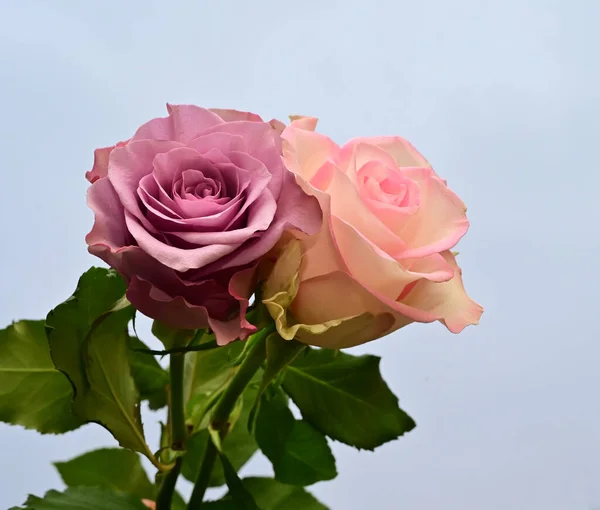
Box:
[401,251,483,333]
[289,115,319,131]
[295,311,395,349]
[199,169,322,275]
[290,271,400,348]
[268,118,286,135]
[131,104,224,143]
[325,166,407,257]
[282,126,338,184]
[161,192,277,246]
[127,271,255,346]
[338,142,399,179]
[86,178,131,252]
[330,215,453,300]
[203,121,284,193]
[395,168,470,258]
[345,136,431,169]
[209,108,263,123]
[124,211,242,271]
[85,140,129,184]
[109,139,183,219]
[85,146,112,183]
[187,132,247,156]
[228,266,259,340]
[138,177,182,220]
[146,195,244,234]
[262,239,392,349]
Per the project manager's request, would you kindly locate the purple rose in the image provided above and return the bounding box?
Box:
[86,105,321,344]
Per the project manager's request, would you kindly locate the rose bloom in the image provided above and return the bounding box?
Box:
[263,116,483,349]
[86,105,321,345]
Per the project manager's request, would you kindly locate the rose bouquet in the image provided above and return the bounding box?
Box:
[1,105,481,509]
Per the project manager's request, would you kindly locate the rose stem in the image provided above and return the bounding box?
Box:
[156,339,188,510]
[187,327,270,509]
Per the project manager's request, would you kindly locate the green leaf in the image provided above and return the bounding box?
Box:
[46,267,127,400]
[182,380,259,487]
[11,487,147,509]
[218,452,260,509]
[0,320,83,433]
[184,340,245,428]
[128,337,169,410]
[46,267,148,455]
[53,447,186,510]
[54,448,155,500]
[203,478,329,510]
[255,392,336,486]
[282,348,416,450]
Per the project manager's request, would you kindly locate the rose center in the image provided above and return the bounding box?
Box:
[178,168,222,199]
[358,164,419,209]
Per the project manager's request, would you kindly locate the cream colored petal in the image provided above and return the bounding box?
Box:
[281,125,339,183]
[395,168,469,258]
[345,136,431,169]
[289,115,319,131]
[402,251,483,333]
[330,215,454,300]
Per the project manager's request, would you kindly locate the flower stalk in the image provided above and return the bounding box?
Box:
[156,342,188,510]
[187,327,271,509]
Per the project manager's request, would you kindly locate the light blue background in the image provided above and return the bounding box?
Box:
[1,1,599,508]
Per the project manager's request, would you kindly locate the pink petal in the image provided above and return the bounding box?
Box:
[187,132,247,156]
[337,142,398,178]
[127,275,213,330]
[131,104,224,143]
[85,146,112,183]
[395,168,469,258]
[85,140,129,184]
[296,187,348,281]
[161,192,277,246]
[209,108,263,123]
[345,136,431,169]
[281,125,339,183]
[325,165,407,257]
[124,211,240,272]
[126,269,256,345]
[86,178,131,255]
[289,115,319,131]
[203,121,282,168]
[401,251,483,333]
[199,170,322,275]
[108,139,183,219]
[330,215,453,301]
[227,266,259,341]
[268,118,287,135]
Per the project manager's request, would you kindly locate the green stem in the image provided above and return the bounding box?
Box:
[170,352,187,449]
[155,458,182,510]
[156,350,187,510]
[188,441,218,507]
[187,328,270,509]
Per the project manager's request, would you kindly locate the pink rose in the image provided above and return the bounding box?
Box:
[263,117,482,349]
[86,105,321,345]
[141,500,155,509]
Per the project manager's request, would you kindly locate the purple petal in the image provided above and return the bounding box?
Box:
[124,210,241,271]
[131,104,224,143]
[109,140,183,220]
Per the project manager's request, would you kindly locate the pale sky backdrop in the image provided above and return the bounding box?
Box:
[1,1,599,509]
